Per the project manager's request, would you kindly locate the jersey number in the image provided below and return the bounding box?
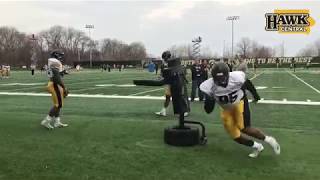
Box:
[218,91,238,104]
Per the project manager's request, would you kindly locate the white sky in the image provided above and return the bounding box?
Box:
[0,0,319,57]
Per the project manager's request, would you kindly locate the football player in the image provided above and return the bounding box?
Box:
[155,51,172,116]
[200,62,280,158]
[41,50,69,129]
[155,51,189,117]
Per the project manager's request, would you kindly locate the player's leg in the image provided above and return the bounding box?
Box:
[221,108,264,158]
[237,98,280,155]
[190,80,197,101]
[52,84,68,128]
[155,86,171,116]
[41,82,56,129]
[197,80,204,101]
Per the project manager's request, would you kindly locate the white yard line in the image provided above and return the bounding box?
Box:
[129,88,164,96]
[250,72,263,80]
[71,86,106,92]
[8,76,140,92]
[0,83,44,86]
[0,92,319,105]
[9,86,44,92]
[287,71,320,94]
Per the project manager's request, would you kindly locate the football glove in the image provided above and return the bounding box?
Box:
[204,95,215,114]
[63,88,69,98]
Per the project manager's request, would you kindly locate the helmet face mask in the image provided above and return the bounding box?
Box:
[51,50,64,62]
[213,72,229,87]
[211,62,230,88]
[161,51,171,62]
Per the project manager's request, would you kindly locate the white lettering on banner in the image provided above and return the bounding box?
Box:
[241,57,315,64]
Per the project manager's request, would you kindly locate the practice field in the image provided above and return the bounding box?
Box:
[0,68,319,180]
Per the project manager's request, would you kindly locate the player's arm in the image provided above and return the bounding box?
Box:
[200,79,215,114]
[204,94,215,114]
[52,68,68,96]
[242,79,260,102]
[52,68,65,88]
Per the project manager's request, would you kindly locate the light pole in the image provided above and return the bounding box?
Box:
[29,34,37,67]
[192,36,202,60]
[226,16,239,58]
[85,24,94,68]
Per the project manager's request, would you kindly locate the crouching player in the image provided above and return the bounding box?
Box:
[200,62,280,158]
[41,50,69,129]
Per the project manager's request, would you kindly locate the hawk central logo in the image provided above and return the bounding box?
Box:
[265,10,315,34]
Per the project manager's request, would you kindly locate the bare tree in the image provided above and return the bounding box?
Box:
[100,39,146,61]
[169,44,193,59]
[129,42,146,60]
[38,26,91,64]
[236,37,251,58]
[0,26,31,66]
[200,45,213,59]
[315,39,320,56]
[297,44,317,56]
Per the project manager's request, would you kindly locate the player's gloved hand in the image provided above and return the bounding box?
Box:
[63,88,69,98]
[252,96,260,104]
[204,95,215,114]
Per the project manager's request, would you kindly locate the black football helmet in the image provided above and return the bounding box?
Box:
[50,50,64,61]
[211,62,230,87]
[161,51,171,61]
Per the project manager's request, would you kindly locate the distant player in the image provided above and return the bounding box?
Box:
[235,58,248,73]
[155,51,189,117]
[31,64,36,76]
[0,65,2,79]
[306,60,311,70]
[275,58,280,69]
[200,62,280,158]
[292,59,296,72]
[155,52,172,116]
[41,50,69,129]
[2,65,10,78]
[190,60,205,101]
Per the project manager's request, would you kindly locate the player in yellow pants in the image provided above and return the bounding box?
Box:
[200,62,280,158]
[41,50,69,129]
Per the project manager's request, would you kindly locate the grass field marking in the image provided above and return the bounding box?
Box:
[129,88,164,96]
[95,84,136,87]
[250,72,263,80]
[8,75,144,92]
[256,86,268,90]
[135,140,163,149]
[72,83,137,92]
[71,86,107,92]
[8,85,45,92]
[288,71,320,94]
[64,75,146,86]
[0,83,44,86]
[1,92,320,105]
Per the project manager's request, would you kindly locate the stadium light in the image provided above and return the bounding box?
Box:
[85,24,95,68]
[226,16,240,58]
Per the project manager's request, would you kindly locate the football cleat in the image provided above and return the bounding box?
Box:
[53,117,68,128]
[155,111,166,116]
[248,143,264,158]
[41,119,54,130]
[54,122,68,128]
[266,136,281,155]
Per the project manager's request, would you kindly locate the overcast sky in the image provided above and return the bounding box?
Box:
[0,0,319,57]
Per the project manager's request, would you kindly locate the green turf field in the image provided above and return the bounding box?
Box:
[0,68,319,180]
